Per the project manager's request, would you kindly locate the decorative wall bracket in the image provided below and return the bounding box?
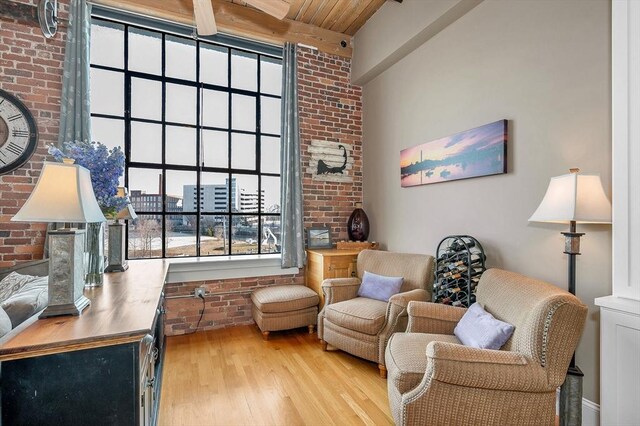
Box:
[38,0,58,39]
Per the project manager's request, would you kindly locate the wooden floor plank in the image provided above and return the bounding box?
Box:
[158,325,392,426]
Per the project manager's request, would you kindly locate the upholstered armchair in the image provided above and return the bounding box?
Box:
[317,250,435,378]
[385,268,588,426]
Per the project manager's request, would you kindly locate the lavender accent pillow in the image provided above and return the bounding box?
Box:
[357,271,403,302]
[454,303,515,350]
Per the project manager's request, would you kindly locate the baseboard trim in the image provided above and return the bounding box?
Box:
[582,398,600,426]
[555,391,600,426]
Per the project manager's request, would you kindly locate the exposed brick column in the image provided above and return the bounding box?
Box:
[0,0,69,267]
[297,46,363,241]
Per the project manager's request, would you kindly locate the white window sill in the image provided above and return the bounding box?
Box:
[164,254,299,283]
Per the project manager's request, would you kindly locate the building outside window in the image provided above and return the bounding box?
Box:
[89,13,282,259]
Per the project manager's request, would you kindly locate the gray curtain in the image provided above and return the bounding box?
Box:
[279,43,305,268]
[58,0,92,145]
[45,0,92,258]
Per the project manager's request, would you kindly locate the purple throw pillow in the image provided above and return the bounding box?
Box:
[357,271,403,302]
[454,303,515,350]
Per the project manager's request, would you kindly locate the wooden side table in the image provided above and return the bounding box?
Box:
[306,248,361,309]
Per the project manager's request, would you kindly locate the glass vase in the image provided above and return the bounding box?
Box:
[85,222,105,287]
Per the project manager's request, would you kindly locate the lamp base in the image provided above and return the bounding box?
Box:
[42,229,91,318]
[559,365,584,426]
[105,222,128,273]
[39,295,90,318]
[105,262,128,273]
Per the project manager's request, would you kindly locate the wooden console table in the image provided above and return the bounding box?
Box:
[306,249,362,309]
[0,260,168,426]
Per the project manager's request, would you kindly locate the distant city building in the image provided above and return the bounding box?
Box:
[183,178,237,213]
[129,190,181,221]
[239,188,265,212]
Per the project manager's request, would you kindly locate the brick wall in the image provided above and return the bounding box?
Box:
[298,47,363,240]
[165,47,363,335]
[165,274,305,334]
[0,0,69,267]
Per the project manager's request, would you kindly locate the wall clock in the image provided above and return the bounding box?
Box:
[0,89,38,175]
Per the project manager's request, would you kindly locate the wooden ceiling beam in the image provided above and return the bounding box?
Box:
[91,0,352,58]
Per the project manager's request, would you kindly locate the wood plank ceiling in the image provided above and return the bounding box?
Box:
[228,0,388,36]
[92,0,396,58]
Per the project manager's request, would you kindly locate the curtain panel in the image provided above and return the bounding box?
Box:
[279,43,305,268]
[58,0,92,145]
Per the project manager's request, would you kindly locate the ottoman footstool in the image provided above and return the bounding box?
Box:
[251,285,319,340]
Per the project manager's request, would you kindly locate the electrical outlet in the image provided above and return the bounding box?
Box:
[194,287,206,298]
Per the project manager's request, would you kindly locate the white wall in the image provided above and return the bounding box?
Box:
[351,0,476,85]
[356,0,611,404]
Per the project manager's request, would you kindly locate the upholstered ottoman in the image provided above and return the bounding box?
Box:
[251,285,319,340]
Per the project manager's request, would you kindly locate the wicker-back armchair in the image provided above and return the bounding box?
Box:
[317,250,435,378]
[385,268,588,425]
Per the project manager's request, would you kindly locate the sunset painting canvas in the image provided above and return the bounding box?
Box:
[400,120,507,187]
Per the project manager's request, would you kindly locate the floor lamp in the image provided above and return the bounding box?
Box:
[529,168,611,426]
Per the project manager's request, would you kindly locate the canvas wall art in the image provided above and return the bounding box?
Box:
[400,119,507,187]
[306,140,354,183]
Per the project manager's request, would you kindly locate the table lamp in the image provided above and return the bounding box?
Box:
[12,161,106,317]
[529,168,611,426]
[105,187,137,272]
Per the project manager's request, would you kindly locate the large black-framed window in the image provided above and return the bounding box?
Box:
[89,13,282,259]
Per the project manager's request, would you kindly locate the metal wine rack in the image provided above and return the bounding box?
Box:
[433,235,487,307]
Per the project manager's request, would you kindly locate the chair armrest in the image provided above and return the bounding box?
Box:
[406,301,466,334]
[321,278,361,305]
[389,289,429,309]
[422,341,550,392]
[377,289,430,364]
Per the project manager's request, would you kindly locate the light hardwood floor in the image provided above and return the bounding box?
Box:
[158,325,393,426]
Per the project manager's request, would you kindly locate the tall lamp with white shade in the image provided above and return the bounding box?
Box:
[529,168,612,426]
[11,161,106,317]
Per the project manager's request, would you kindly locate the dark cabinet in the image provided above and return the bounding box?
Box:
[0,261,168,426]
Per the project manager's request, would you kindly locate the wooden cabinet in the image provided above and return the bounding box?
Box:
[306,249,361,309]
[0,260,168,426]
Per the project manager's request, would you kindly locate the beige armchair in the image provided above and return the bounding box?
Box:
[385,268,588,426]
[317,250,435,378]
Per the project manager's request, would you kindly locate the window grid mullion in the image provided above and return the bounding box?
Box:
[92,17,281,259]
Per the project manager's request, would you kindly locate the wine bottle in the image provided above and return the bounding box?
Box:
[448,239,476,252]
[436,251,463,263]
[447,253,485,268]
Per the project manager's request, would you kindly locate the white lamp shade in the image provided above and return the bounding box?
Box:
[529,172,612,224]
[12,162,106,223]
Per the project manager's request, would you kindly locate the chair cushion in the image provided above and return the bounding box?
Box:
[251,285,319,313]
[357,271,403,302]
[454,302,515,350]
[324,297,388,335]
[386,332,461,395]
